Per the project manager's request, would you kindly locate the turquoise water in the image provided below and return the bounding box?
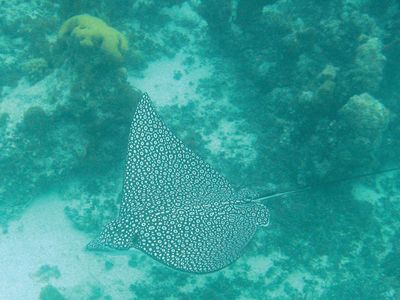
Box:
[0,1,399,299]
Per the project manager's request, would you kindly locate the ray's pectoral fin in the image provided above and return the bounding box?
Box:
[89,93,271,273]
[252,202,270,227]
[87,218,138,252]
[234,201,270,227]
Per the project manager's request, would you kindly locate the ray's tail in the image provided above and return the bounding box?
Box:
[254,166,400,202]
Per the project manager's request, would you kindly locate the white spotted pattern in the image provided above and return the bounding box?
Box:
[89,93,270,273]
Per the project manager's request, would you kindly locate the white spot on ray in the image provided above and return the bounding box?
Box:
[88,93,269,273]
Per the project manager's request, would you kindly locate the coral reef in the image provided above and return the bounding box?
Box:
[33,265,61,282]
[58,14,128,62]
[63,180,120,234]
[21,58,50,83]
[332,93,390,170]
[39,285,67,300]
[0,9,140,230]
[351,35,386,94]
[338,93,389,144]
[1,0,400,298]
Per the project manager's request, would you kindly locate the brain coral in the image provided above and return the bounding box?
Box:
[338,93,389,139]
[59,14,128,61]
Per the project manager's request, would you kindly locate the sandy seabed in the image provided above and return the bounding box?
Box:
[0,193,143,300]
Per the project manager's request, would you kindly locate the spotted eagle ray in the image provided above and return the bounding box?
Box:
[87,93,270,273]
[86,93,400,273]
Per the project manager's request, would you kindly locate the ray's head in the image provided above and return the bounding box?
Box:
[87,218,137,252]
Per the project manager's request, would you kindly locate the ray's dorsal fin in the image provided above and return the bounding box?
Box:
[88,93,270,273]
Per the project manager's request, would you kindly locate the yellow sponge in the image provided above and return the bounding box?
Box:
[59,14,128,61]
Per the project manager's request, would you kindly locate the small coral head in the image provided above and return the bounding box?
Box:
[59,14,128,62]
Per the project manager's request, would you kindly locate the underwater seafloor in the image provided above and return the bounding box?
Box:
[1,0,400,299]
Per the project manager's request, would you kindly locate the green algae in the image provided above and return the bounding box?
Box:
[34,265,61,282]
[104,260,114,271]
[39,285,66,300]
